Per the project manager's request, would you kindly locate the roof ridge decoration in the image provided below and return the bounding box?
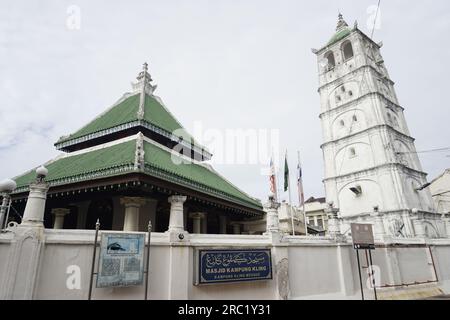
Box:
[132,62,157,120]
[134,132,145,171]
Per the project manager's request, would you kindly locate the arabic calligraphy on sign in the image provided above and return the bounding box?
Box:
[198,249,272,285]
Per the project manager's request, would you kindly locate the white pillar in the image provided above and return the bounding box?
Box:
[168,196,187,233]
[264,198,280,234]
[21,182,49,227]
[52,208,70,229]
[120,197,146,232]
[371,206,386,241]
[219,216,227,234]
[189,212,204,234]
[326,202,341,239]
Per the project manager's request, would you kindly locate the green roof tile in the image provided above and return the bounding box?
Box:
[327,28,351,46]
[143,142,261,209]
[56,93,198,147]
[13,138,262,212]
[14,140,136,189]
[61,94,140,142]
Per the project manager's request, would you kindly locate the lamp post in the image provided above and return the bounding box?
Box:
[21,166,49,227]
[0,179,17,231]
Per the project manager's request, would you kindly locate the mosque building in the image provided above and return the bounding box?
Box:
[7,63,264,235]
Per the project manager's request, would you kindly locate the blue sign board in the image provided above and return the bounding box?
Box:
[197,249,272,284]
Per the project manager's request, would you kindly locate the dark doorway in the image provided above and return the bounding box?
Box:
[86,198,113,230]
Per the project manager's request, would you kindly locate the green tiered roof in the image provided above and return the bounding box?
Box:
[14,137,262,212]
[55,93,198,149]
[14,140,136,190]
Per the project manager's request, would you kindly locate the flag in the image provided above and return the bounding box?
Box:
[269,157,278,200]
[284,153,289,192]
[297,161,305,207]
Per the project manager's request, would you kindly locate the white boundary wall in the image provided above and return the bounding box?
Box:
[1,227,450,300]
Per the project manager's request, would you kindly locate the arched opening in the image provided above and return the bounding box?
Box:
[342,41,354,60]
[325,51,336,69]
[340,120,345,127]
[352,115,358,122]
[349,147,356,158]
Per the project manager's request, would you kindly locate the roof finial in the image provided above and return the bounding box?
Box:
[336,12,349,31]
[132,61,157,98]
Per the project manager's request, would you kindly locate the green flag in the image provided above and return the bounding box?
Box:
[284,154,289,192]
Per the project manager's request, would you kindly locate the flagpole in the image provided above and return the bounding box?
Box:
[286,150,295,236]
[298,151,308,236]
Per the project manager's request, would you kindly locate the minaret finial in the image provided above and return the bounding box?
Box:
[336,12,349,31]
[143,62,148,73]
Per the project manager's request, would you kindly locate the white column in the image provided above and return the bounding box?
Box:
[371,206,386,241]
[219,216,227,234]
[326,203,341,239]
[167,196,187,233]
[189,212,204,234]
[120,197,146,232]
[21,182,49,227]
[52,208,70,229]
[264,198,280,234]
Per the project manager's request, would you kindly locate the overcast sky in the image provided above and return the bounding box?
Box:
[1,0,449,204]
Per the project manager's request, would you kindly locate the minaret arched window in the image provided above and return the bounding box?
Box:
[325,51,336,69]
[342,41,354,60]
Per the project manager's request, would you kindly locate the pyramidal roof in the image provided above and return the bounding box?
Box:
[327,13,352,46]
[55,63,209,158]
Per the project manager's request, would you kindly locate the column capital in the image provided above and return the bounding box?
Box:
[189,212,206,219]
[264,199,280,211]
[29,182,50,196]
[51,208,70,217]
[120,197,147,207]
[168,195,187,205]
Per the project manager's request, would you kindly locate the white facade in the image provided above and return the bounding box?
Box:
[314,15,442,237]
[304,197,328,230]
[430,169,450,214]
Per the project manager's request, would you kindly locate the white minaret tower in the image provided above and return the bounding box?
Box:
[313,14,441,237]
